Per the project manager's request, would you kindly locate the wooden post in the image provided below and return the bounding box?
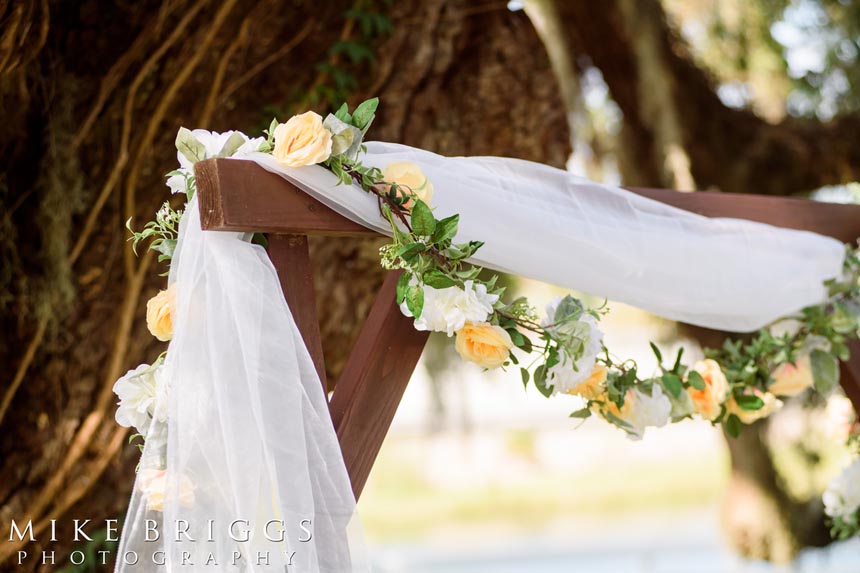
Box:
[267,234,328,392]
[328,271,430,499]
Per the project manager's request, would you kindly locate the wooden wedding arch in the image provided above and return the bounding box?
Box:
[195,157,860,500]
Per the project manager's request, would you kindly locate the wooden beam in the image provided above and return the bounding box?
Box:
[267,234,328,392]
[629,187,860,243]
[195,158,374,236]
[197,158,860,243]
[328,271,430,499]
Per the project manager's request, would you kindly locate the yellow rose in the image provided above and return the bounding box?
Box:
[726,390,782,424]
[454,322,513,369]
[146,287,174,342]
[566,364,607,400]
[273,111,332,167]
[382,161,434,208]
[598,389,633,420]
[769,356,814,397]
[687,359,729,421]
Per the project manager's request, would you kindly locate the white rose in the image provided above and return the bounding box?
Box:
[113,362,168,437]
[824,460,860,521]
[176,129,264,170]
[625,385,673,440]
[604,385,672,441]
[400,280,498,336]
[542,297,604,395]
[166,168,191,195]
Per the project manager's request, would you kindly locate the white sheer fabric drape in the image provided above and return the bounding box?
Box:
[251,142,845,332]
[116,197,368,572]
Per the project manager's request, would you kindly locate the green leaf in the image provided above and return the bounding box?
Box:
[405,284,424,319]
[687,370,706,391]
[508,329,525,348]
[396,272,411,305]
[410,200,436,236]
[423,269,457,289]
[725,414,742,438]
[216,131,248,157]
[333,103,352,124]
[570,408,592,419]
[810,348,840,394]
[515,333,533,353]
[352,97,379,130]
[660,372,683,398]
[520,368,530,388]
[431,214,460,244]
[649,342,663,365]
[175,127,206,165]
[534,364,552,397]
[734,393,764,411]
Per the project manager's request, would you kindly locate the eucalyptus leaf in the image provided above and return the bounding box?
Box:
[216,132,248,157]
[323,113,363,159]
[175,127,206,165]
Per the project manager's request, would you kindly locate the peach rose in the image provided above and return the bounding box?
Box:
[137,469,195,512]
[726,389,782,424]
[566,364,608,400]
[687,359,729,421]
[454,322,513,369]
[146,287,174,342]
[273,111,332,167]
[382,161,434,208]
[769,355,814,397]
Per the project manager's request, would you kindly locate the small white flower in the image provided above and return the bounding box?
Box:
[542,297,603,395]
[400,280,497,336]
[166,168,191,195]
[624,384,673,441]
[824,460,860,521]
[113,362,168,437]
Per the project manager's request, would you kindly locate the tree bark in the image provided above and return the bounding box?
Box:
[555,0,860,195]
[0,1,567,570]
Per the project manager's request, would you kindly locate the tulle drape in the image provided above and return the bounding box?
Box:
[250,142,845,333]
[116,197,368,572]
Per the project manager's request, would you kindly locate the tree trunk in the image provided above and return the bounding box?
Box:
[555,0,860,195]
[0,1,567,570]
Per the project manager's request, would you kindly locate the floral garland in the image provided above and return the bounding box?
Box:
[118,98,860,536]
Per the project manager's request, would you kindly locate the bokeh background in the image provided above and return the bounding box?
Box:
[1,0,860,571]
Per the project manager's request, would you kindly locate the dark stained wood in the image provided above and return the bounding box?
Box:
[328,271,430,499]
[195,158,374,236]
[840,340,860,412]
[628,187,860,243]
[267,234,328,393]
[197,158,860,243]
